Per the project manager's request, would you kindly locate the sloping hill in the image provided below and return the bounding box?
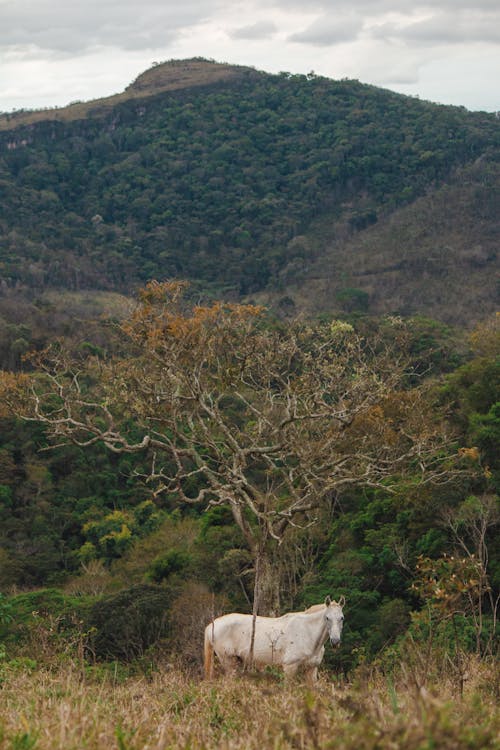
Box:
[0,58,498,325]
[259,156,499,324]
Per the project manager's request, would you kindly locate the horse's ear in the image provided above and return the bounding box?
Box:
[338,595,346,608]
[325,595,332,606]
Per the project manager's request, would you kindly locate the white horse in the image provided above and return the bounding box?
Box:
[204,596,345,682]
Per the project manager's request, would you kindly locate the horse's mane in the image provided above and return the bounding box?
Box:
[273,603,326,621]
[303,603,327,613]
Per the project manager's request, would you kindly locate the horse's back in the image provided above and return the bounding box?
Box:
[207,613,289,663]
[207,613,253,652]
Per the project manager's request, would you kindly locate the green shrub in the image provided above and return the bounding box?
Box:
[1,589,92,637]
[147,550,192,583]
[336,287,370,312]
[88,584,171,661]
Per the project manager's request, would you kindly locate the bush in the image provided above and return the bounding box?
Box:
[167,582,229,668]
[147,550,193,583]
[0,589,93,659]
[88,584,171,661]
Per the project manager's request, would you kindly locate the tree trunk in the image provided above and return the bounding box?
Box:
[249,554,260,669]
[248,546,281,668]
[229,503,281,666]
[255,550,281,616]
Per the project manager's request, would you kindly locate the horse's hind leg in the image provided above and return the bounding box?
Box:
[220,654,241,676]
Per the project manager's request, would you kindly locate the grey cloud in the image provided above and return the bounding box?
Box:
[371,11,500,45]
[270,0,500,12]
[288,15,362,46]
[229,20,277,40]
[0,0,219,53]
[279,1,500,49]
[2,0,500,56]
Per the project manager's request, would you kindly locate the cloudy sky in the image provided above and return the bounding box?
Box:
[1,0,499,113]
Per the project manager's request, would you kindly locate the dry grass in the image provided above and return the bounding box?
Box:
[0,658,498,750]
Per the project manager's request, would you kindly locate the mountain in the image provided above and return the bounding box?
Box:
[0,58,498,326]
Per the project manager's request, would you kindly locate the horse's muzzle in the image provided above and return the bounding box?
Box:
[330,637,341,647]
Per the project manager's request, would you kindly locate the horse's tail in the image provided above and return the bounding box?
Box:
[204,625,215,680]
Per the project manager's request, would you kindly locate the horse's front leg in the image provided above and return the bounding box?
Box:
[283,662,299,681]
[304,665,318,686]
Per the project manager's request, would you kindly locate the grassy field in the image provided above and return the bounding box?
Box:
[0,657,498,750]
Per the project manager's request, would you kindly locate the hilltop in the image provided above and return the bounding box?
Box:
[0,59,257,130]
[0,58,498,328]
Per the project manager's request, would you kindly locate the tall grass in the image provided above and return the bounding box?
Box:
[0,657,498,749]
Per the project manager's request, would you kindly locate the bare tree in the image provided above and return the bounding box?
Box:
[441,494,499,654]
[22,281,459,615]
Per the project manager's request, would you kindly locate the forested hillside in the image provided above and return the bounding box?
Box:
[261,155,500,324]
[0,59,498,322]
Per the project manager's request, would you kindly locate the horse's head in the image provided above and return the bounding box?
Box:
[324,595,345,646]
